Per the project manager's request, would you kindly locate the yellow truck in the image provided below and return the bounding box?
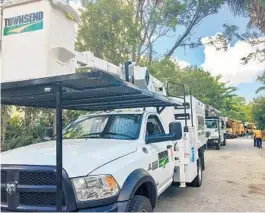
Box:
[238,122,246,136]
[226,118,234,139]
[246,123,256,135]
[232,121,239,138]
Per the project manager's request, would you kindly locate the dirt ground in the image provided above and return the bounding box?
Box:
[155,138,265,212]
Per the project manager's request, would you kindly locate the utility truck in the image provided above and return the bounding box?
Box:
[205,105,226,150]
[173,95,207,169]
[0,0,207,212]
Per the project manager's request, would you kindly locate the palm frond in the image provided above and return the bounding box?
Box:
[226,0,251,16]
[256,86,265,94]
[257,71,265,84]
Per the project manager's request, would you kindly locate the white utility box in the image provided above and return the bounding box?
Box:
[1,0,79,82]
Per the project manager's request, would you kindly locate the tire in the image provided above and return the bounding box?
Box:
[199,150,205,171]
[128,195,153,212]
[223,136,226,146]
[216,142,220,150]
[190,159,202,187]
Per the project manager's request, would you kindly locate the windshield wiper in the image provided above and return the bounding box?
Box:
[104,132,134,139]
[84,133,102,138]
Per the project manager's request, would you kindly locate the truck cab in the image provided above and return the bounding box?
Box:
[205,116,226,150]
[1,109,187,212]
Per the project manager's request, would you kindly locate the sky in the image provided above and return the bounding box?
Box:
[154,4,265,102]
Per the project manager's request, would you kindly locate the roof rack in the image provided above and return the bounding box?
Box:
[1,70,182,110]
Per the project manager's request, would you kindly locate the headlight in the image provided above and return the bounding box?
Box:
[72,175,120,202]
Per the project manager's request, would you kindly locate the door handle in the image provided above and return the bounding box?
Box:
[167,145,172,149]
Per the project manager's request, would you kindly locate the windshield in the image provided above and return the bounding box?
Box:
[62,114,142,140]
[205,120,218,129]
[226,123,232,128]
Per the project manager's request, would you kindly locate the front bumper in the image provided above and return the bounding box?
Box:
[226,134,233,138]
[78,201,128,212]
[207,139,219,146]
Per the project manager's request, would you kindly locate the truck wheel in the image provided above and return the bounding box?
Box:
[216,142,220,150]
[223,137,226,146]
[199,150,205,171]
[191,159,202,187]
[128,195,153,212]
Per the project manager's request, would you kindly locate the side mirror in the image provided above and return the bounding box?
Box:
[44,127,53,140]
[206,131,211,138]
[145,122,182,144]
[169,122,182,140]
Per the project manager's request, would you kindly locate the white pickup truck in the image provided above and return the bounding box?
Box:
[1,109,203,212]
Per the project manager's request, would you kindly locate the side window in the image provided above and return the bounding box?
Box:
[146,115,165,137]
[197,115,205,131]
[221,120,225,129]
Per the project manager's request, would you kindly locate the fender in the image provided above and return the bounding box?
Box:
[117,169,157,209]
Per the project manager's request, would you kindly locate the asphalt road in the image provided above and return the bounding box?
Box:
[155,138,265,212]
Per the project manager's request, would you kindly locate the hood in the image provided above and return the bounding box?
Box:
[206,128,219,138]
[1,139,137,178]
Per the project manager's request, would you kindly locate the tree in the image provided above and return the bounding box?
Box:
[130,0,186,64]
[227,0,265,33]
[223,0,265,63]
[76,0,137,64]
[148,59,245,120]
[77,0,225,64]
[256,70,265,93]
[165,0,224,57]
[252,96,265,129]
[221,97,253,122]
[1,105,11,146]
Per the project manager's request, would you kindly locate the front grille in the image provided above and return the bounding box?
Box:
[19,172,56,185]
[1,171,7,183]
[1,189,7,204]
[20,192,65,206]
[0,165,75,211]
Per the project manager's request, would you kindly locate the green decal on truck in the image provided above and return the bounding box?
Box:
[158,150,169,168]
[3,11,43,36]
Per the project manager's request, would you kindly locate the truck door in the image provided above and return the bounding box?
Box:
[145,114,174,193]
[220,119,224,142]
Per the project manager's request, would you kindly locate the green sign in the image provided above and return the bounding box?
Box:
[3,11,43,36]
[158,150,169,168]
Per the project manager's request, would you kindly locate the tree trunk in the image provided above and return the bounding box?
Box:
[148,42,153,65]
[132,45,136,61]
[136,44,142,63]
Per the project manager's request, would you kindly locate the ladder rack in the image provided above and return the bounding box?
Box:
[1,70,182,111]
